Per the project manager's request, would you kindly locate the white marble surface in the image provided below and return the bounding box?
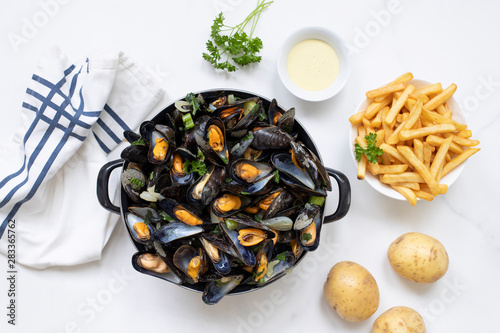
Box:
[0,0,498,332]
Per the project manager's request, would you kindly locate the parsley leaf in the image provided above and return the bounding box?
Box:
[185,93,201,116]
[202,1,273,72]
[301,233,313,242]
[183,149,207,177]
[354,133,383,164]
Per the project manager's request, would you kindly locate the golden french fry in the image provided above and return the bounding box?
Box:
[457,129,472,138]
[390,185,417,206]
[426,135,464,154]
[421,109,467,131]
[387,72,414,85]
[414,190,434,201]
[357,155,367,180]
[392,182,420,190]
[430,136,453,180]
[411,83,443,98]
[442,133,480,147]
[365,95,392,119]
[423,142,432,169]
[349,110,366,125]
[399,123,456,141]
[380,172,424,184]
[374,164,408,175]
[441,148,480,178]
[423,83,457,110]
[366,83,406,99]
[386,99,423,145]
[371,110,382,128]
[413,139,424,163]
[385,85,415,125]
[379,143,410,164]
[397,146,440,196]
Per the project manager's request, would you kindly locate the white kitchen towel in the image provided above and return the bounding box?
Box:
[0,46,164,268]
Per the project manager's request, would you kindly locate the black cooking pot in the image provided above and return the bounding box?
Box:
[96,89,350,296]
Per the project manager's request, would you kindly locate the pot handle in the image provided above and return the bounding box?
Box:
[322,167,351,224]
[96,159,124,214]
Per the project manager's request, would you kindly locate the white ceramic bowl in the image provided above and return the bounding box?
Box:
[277,26,351,102]
[349,79,467,201]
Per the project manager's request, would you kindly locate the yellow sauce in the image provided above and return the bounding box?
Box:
[287,39,339,91]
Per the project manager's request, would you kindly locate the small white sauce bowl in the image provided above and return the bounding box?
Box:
[277,26,351,102]
[349,79,467,201]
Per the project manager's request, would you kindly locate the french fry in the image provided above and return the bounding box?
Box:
[365,95,392,119]
[426,135,464,154]
[380,172,425,184]
[387,72,414,86]
[421,109,467,131]
[441,148,480,178]
[385,85,415,125]
[457,129,472,138]
[373,164,408,175]
[390,185,417,206]
[411,83,443,98]
[413,139,424,163]
[349,110,366,125]
[379,143,410,164]
[442,133,480,147]
[366,83,406,99]
[397,146,440,196]
[430,136,453,180]
[357,155,367,180]
[423,142,433,169]
[399,123,456,141]
[414,190,434,201]
[392,182,420,190]
[423,83,457,110]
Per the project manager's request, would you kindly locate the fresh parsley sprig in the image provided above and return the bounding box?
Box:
[183,149,207,177]
[354,133,383,164]
[203,1,273,72]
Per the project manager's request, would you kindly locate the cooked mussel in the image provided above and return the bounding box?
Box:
[173,245,208,283]
[159,199,205,226]
[125,212,155,244]
[251,125,293,150]
[211,193,252,218]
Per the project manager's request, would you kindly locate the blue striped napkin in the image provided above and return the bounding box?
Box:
[0,47,164,268]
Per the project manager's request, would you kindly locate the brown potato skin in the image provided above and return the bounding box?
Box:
[372,306,426,333]
[323,261,380,322]
[387,232,449,283]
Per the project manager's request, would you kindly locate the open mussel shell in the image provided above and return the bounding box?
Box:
[170,152,194,186]
[260,216,294,231]
[268,98,295,133]
[199,235,231,275]
[229,159,274,184]
[290,141,332,191]
[121,144,149,165]
[211,193,253,218]
[296,204,322,252]
[272,152,315,190]
[132,251,182,285]
[186,165,225,207]
[229,132,254,160]
[220,222,256,267]
[294,203,320,231]
[124,212,155,244]
[128,206,162,224]
[173,245,209,284]
[257,251,295,286]
[159,198,206,226]
[202,275,244,305]
[253,239,274,282]
[144,125,175,165]
[121,163,146,203]
[154,222,203,244]
[195,117,229,166]
[251,125,293,150]
[260,188,295,220]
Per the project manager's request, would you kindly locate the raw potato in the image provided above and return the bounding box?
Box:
[323,261,380,322]
[372,306,426,333]
[388,232,449,283]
